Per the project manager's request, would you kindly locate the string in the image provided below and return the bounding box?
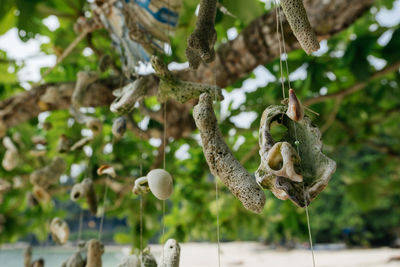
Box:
[275,1,316,266]
[77,208,84,244]
[98,174,110,241]
[274,1,286,99]
[276,3,292,90]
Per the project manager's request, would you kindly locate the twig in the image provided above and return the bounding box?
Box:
[304,60,400,106]
[320,96,343,133]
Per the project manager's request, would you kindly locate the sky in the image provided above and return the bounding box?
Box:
[0,0,399,129]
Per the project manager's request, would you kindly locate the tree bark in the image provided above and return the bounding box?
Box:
[0,0,376,135]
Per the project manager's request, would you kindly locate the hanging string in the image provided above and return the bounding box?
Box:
[77,208,84,244]
[98,173,110,241]
[213,54,221,267]
[274,1,286,99]
[275,1,316,266]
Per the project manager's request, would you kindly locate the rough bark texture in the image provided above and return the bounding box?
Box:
[0,0,375,134]
[193,93,266,213]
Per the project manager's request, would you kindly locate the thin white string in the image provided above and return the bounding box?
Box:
[275,1,316,266]
[77,208,84,244]
[98,174,110,241]
[214,60,221,267]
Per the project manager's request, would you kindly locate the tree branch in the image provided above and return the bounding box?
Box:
[304,60,400,106]
[0,0,376,135]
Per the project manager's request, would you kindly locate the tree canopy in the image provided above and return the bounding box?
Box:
[0,0,399,248]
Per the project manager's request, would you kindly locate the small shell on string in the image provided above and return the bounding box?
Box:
[97,165,116,178]
[50,217,70,245]
[112,117,127,140]
[2,136,18,171]
[132,176,150,196]
[70,178,98,215]
[286,89,304,122]
[86,117,103,135]
[117,254,141,267]
[146,169,173,200]
[32,185,51,203]
[70,136,93,151]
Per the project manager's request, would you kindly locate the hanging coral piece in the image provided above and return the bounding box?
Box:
[186,0,217,69]
[279,0,320,54]
[70,178,98,215]
[132,169,173,200]
[50,217,70,245]
[86,239,104,267]
[85,117,103,136]
[70,136,93,151]
[110,77,149,114]
[159,239,180,267]
[151,56,222,103]
[2,136,19,171]
[255,105,336,207]
[193,93,266,213]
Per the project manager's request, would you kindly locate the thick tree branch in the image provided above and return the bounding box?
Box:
[304,60,400,106]
[0,0,376,135]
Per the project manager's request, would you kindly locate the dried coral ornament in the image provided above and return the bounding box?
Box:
[256,104,336,207]
[279,0,320,54]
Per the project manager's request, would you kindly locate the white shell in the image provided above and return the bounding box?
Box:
[50,217,70,245]
[146,169,173,200]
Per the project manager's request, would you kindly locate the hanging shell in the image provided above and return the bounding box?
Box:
[141,247,157,267]
[86,117,103,136]
[50,217,70,245]
[286,89,304,122]
[61,251,85,267]
[2,136,18,171]
[132,176,149,196]
[112,117,127,140]
[263,142,302,182]
[86,239,104,267]
[146,169,173,200]
[32,185,51,203]
[159,239,180,267]
[70,178,98,215]
[97,165,116,178]
[117,255,141,267]
[70,136,93,151]
[255,105,336,207]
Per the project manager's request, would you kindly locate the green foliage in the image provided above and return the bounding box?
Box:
[0,0,399,250]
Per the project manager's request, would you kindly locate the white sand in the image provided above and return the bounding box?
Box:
[148,242,400,267]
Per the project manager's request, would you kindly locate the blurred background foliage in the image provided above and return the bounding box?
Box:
[0,0,399,249]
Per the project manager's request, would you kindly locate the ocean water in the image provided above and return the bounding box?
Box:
[0,246,132,266]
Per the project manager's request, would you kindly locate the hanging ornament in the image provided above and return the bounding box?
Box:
[112,117,127,140]
[50,217,70,245]
[86,239,104,267]
[193,93,266,213]
[132,169,173,200]
[30,157,66,189]
[159,239,180,267]
[186,0,217,69]
[279,0,320,54]
[70,178,98,215]
[2,136,19,171]
[255,103,336,207]
[61,251,84,267]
